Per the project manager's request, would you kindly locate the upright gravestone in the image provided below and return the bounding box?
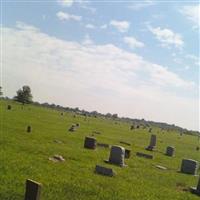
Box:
[125,149,131,158]
[7,105,12,110]
[166,146,175,157]
[180,159,199,175]
[107,145,126,167]
[146,134,156,151]
[191,177,200,196]
[27,126,32,133]
[24,179,42,200]
[84,136,97,149]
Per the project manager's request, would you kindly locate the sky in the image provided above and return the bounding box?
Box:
[1,0,200,131]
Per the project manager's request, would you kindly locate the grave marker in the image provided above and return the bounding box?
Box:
[24,179,42,200]
[136,152,153,159]
[95,165,115,177]
[145,134,156,151]
[180,159,199,175]
[84,137,97,149]
[191,177,200,196]
[166,146,175,157]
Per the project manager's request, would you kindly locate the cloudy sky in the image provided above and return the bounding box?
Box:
[1,0,200,130]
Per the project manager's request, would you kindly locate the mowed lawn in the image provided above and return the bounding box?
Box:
[0,99,199,200]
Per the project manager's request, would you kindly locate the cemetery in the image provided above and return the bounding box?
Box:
[0,100,199,200]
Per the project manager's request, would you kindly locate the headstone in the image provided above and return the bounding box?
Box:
[136,152,153,159]
[97,143,110,148]
[125,149,131,158]
[120,141,131,146]
[191,177,200,196]
[60,112,63,116]
[84,137,96,149]
[196,146,199,151]
[106,145,126,167]
[68,124,76,132]
[95,165,115,177]
[166,146,175,157]
[145,134,156,151]
[24,179,42,200]
[49,155,65,162]
[76,123,80,127]
[27,126,32,133]
[180,159,199,175]
[130,125,134,130]
[7,105,12,110]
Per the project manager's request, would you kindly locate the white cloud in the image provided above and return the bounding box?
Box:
[123,36,144,49]
[100,24,107,29]
[180,5,200,29]
[56,11,82,21]
[186,54,200,66]
[82,34,93,45]
[85,24,95,29]
[110,20,130,32]
[2,22,198,130]
[57,0,74,7]
[149,26,184,48]
[128,1,156,10]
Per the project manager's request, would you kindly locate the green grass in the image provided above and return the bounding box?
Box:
[0,99,199,200]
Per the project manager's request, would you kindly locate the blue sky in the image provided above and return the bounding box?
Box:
[1,0,200,130]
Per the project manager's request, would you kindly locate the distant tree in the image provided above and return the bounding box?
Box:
[0,86,3,97]
[105,113,112,118]
[112,113,118,119]
[14,85,33,104]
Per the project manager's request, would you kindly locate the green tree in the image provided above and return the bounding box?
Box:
[14,85,33,104]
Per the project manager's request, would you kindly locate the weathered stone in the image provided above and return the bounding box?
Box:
[97,143,110,148]
[76,123,80,127]
[146,134,156,151]
[106,145,126,167]
[196,146,199,151]
[93,131,101,135]
[155,165,167,170]
[120,141,131,146]
[84,137,96,149]
[27,126,32,133]
[180,159,199,175]
[68,125,76,132]
[24,179,42,200]
[125,149,131,158]
[166,146,175,157]
[95,165,115,177]
[130,125,134,130]
[136,152,153,159]
[190,177,200,196]
[7,105,12,110]
[49,154,65,162]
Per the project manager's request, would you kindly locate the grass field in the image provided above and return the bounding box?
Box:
[0,99,199,200]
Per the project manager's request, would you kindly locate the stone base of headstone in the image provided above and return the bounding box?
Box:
[136,152,153,159]
[95,165,115,177]
[190,187,200,196]
[24,179,42,200]
[145,146,155,151]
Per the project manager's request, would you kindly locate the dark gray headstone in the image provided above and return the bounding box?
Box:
[146,134,156,151]
[27,126,32,133]
[166,146,175,157]
[136,152,153,159]
[7,105,12,110]
[95,165,115,177]
[24,179,42,200]
[190,177,200,196]
[84,136,96,149]
[125,149,131,158]
[180,159,199,175]
[107,145,126,167]
[68,125,76,132]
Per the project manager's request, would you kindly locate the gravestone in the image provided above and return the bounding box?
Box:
[76,123,80,127]
[95,165,115,177]
[68,124,76,132]
[136,152,153,159]
[24,179,42,200]
[196,146,199,151]
[106,145,126,167]
[97,143,110,148]
[84,137,96,149]
[27,126,32,133]
[166,146,175,157]
[125,149,131,158]
[130,125,134,130]
[7,105,12,110]
[191,177,200,196]
[180,159,199,175]
[146,134,156,151]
